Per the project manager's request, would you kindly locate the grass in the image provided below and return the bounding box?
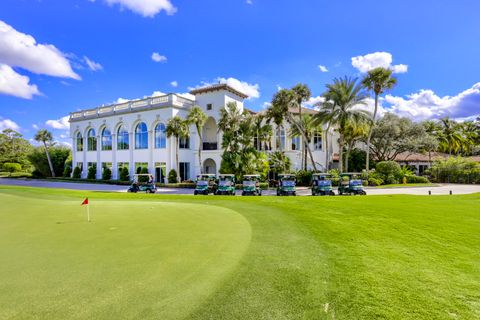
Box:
[375,183,438,188]
[1,186,479,319]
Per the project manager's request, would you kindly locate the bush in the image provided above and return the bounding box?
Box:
[63,165,72,178]
[72,166,81,179]
[429,157,480,184]
[376,161,401,180]
[3,162,22,176]
[406,175,430,184]
[168,169,178,183]
[102,167,112,180]
[87,166,96,180]
[138,167,149,182]
[296,170,312,186]
[327,169,340,186]
[27,146,71,177]
[119,167,129,181]
[368,177,384,186]
[385,174,399,185]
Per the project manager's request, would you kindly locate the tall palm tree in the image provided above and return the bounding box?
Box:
[166,116,189,182]
[253,114,273,150]
[437,117,464,155]
[34,129,55,177]
[461,121,479,155]
[289,114,323,170]
[315,77,371,173]
[270,88,318,171]
[186,106,207,174]
[218,102,244,151]
[361,67,397,173]
[343,120,369,172]
[292,84,312,168]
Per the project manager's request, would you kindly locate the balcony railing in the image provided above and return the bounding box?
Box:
[202,142,218,150]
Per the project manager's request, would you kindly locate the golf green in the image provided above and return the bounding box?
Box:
[0,186,479,319]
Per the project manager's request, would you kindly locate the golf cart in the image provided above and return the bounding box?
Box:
[277,174,297,196]
[194,174,217,195]
[242,175,262,196]
[127,174,157,193]
[312,173,335,196]
[338,173,367,195]
[216,174,236,195]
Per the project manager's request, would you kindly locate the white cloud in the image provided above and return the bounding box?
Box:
[98,0,177,17]
[84,56,103,71]
[351,51,408,74]
[115,97,130,103]
[246,0,253,4]
[383,83,480,121]
[304,95,326,109]
[318,65,328,72]
[151,91,166,97]
[32,124,39,130]
[0,20,80,79]
[45,115,70,130]
[0,64,40,99]
[189,77,260,100]
[170,80,178,87]
[262,102,271,109]
[151,52,167,63]
[0,117,20,131]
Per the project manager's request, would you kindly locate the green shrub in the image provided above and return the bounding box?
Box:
[72,166,81,179]
[327,169,340,186]
[429,157,480,184]
[296,170,312,186]
[119,167,129,181]
[87,166,96,180]
[27,146,70,177]
[168,169,178,183]
[376,161,401,179]
[138,167,149,183]
[63,165,72,177]
[368,177,383,186]
[385,174,399,185]
[406,175,430,184]
[102,167,112,180]
[3,162,22,176]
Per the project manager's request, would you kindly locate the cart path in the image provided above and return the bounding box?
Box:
[1,178,479,195]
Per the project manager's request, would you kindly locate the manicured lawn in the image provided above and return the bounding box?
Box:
[375,183,438,188]
[1,186,479,319]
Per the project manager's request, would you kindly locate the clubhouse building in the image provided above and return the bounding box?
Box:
[69,84,338,182]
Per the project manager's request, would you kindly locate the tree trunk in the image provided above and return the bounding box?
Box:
[338,134,344,173]
[176,137,180,182]
[43,142,55,177]
[287,113,317,171]
[197,128,203,174]
[345,146,350,172]
[366,93,379,176]
[303,142,307,170]
[324,124,331,172]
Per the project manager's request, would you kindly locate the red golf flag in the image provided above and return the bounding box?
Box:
[81,197,89,206]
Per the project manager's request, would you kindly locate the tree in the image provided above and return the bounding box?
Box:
[166,116,189,182]
[369,113,435,161]
[362,67,397,174]
[343,120,369,172]
[268,151,292,174]
[270,87,318,170]
[119,167,129,181]
[27,146,70,178]
[34,129,56,177]
[72,166,81,179]
[315,77,371,172]
[437,117,464,155]
[291,83,312,168]
[102,167,112,180]
[187,106,207,173]
[289,114,323,170]
[3,162,21,176]
[252,114,273,151]
[0,129,32,169]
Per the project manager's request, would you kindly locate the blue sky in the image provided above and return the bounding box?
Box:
[0,0,479,145]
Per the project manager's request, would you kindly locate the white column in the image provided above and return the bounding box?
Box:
[82,136,87,178]
[112,133,117,180]
[71,136,76,177]
[129,132,134,177]
[96,135,101,179]
[148,130,154,174]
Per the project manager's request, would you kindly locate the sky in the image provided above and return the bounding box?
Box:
[0,0,479,146]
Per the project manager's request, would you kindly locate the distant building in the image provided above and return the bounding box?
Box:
[69,84,338,182]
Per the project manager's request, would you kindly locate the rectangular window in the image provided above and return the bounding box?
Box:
[313,131,322,150]
[276,128,285,150]
[291,136,301,151]
[87,162,96,169]
[179,162,190,181]
[179,137,190,149]
[206,103,213,110]
[155,162,166,183]
[117,162,129,171]
[135,162,149,174]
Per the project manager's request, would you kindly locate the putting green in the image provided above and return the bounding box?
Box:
[0,192,251,319]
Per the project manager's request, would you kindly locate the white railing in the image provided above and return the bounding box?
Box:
[70,93,194,121]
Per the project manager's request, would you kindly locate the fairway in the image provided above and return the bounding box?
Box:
[1,186,479,319]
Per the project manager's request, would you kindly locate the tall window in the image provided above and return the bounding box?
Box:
[87,129,97,151]
[179,162,190,181]
[291,135,300,151]
[276,128,285,150]
[117,125,129,150]
[135,122,148,149]
[155,123,166,149]
[101,128,112,151]
[313,131,322,150]
[179,136,190,149]
[76,132,83,151]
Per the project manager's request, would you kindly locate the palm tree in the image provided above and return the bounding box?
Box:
[343,120,369,172]
[289,114,323,170]
[438,117,464,155]
[361,67,397,173]
[166,116,189,182]
[269,88,318,170]
[292,84,312,168]
[253,114,273,150]
[186,106,207,174]
[315,77,371,173]
[461,121,479,155]
[34,129,55,177]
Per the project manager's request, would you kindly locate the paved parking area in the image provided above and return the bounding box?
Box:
[1,178,479,196]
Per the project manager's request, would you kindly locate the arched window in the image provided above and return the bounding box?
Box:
[87,129,97,151]
[76,132,83,151]
[135,122,148,149]
[117,125,129,150]
[154,123,166,149]
[101,128,112,151]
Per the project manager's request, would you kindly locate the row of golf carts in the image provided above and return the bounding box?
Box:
[193,173,367,196]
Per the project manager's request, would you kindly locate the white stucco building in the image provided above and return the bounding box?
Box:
[69,84,338,182]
